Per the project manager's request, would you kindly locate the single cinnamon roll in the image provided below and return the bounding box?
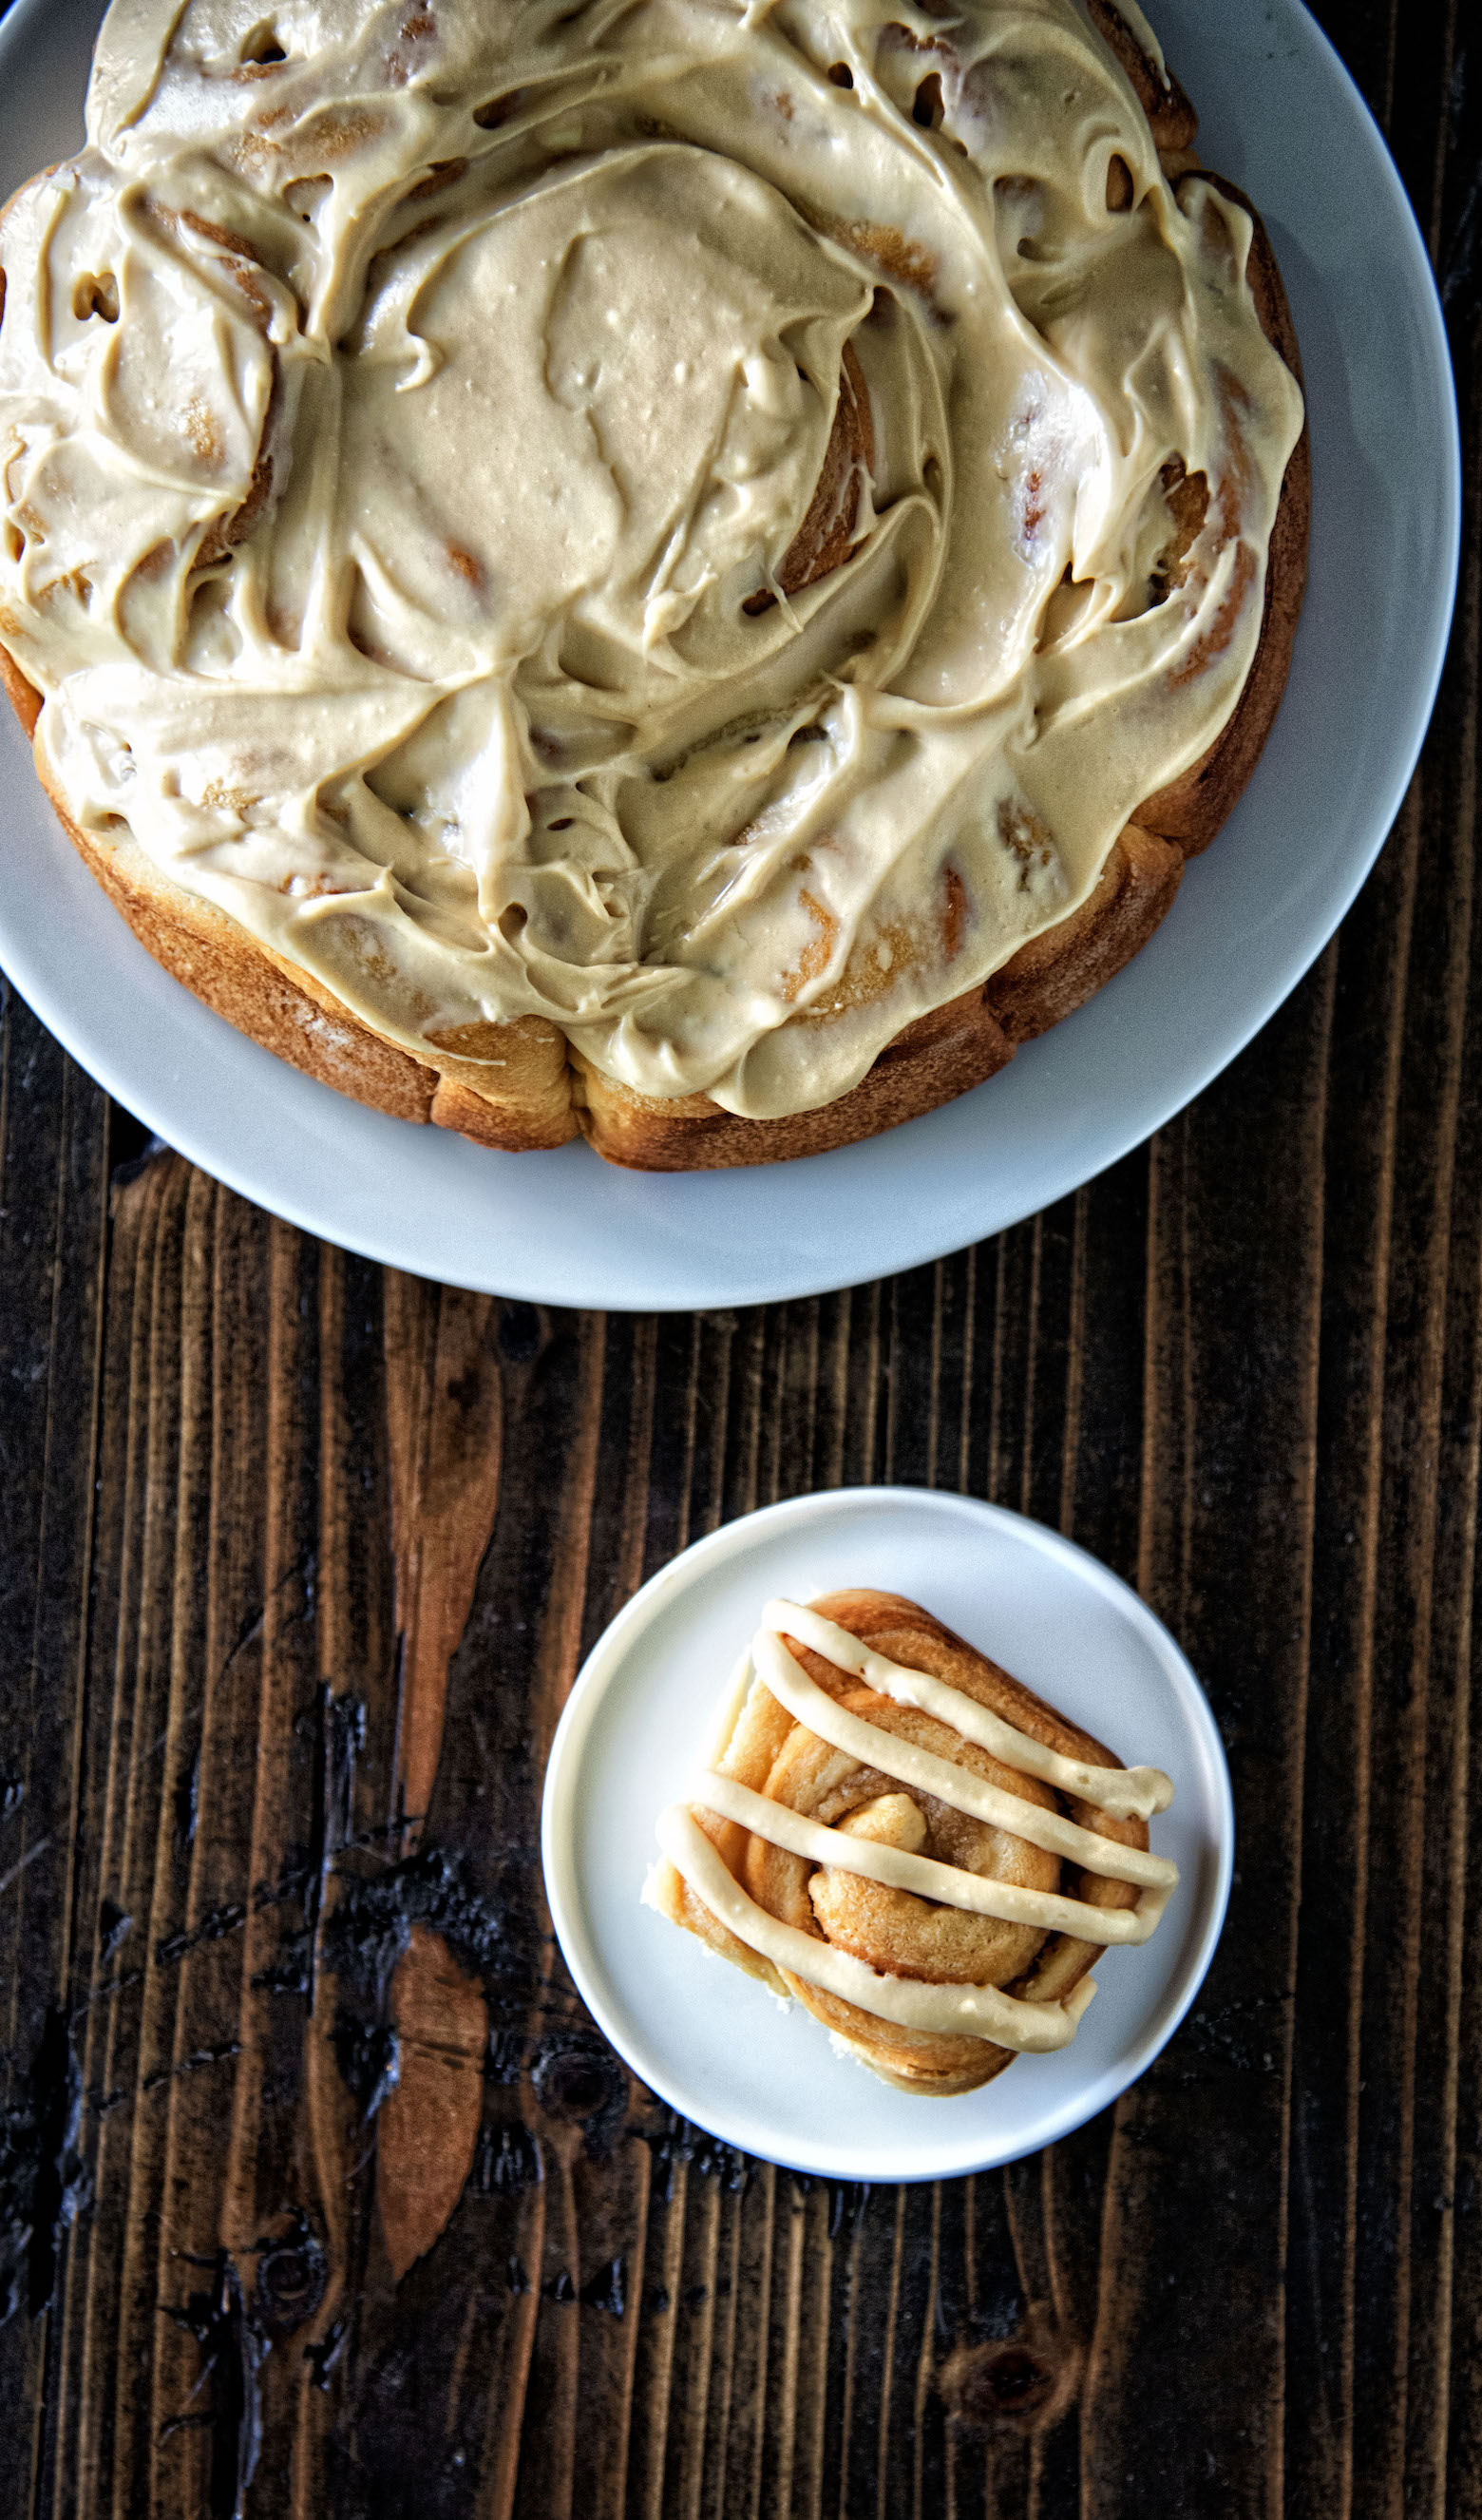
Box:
[649,1590,1177,2096]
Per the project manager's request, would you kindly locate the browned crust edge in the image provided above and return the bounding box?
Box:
[986,824,1185,1045]
[10,682,578,1148]
[571,981,1017,1172]
[1085,0,1199,156]
[0,33,1305,1172]
[1134,174,1310,851]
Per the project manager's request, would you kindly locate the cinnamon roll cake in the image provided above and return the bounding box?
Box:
[0,0,1306,1167]
[648,1592,1176,2094]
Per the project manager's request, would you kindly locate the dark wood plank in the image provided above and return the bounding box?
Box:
[0,983,109,2520]
[1085,959,1335,2520]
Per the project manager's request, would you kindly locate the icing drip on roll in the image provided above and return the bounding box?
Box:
[0,0,1303,1118]
[653,1601,1177,2053]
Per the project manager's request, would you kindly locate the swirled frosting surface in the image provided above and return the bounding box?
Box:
[0,0,1303,1115]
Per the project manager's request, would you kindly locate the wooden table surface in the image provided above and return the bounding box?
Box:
[2,1,1479,2511]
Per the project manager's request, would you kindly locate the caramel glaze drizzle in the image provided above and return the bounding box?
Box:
[655,1602,1178,2055]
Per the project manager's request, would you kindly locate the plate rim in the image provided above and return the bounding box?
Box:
[0,0,1462,1311]
[540,1484,1236,2179]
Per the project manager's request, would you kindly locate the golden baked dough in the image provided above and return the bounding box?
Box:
[649,1590,1176,2095]
[0,0,1306,1167]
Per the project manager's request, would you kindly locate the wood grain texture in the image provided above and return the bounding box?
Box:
[1,0,1480,2509]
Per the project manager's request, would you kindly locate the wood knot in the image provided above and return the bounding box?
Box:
[251,2210,328,2338]
[497,1302,542,1365]
[530,2032,626,2135]
[940,2311,1081,2434]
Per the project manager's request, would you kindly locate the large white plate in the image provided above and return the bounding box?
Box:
[542,1488,1232,2180]
[0,0,1459,1309]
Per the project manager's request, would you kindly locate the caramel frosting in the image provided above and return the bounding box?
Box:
[651,1600,1177,2053]
[0,0,1303,1117]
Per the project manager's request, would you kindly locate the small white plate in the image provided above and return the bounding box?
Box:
[542,1488,1233,2180]
[0,0,1459,1309]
